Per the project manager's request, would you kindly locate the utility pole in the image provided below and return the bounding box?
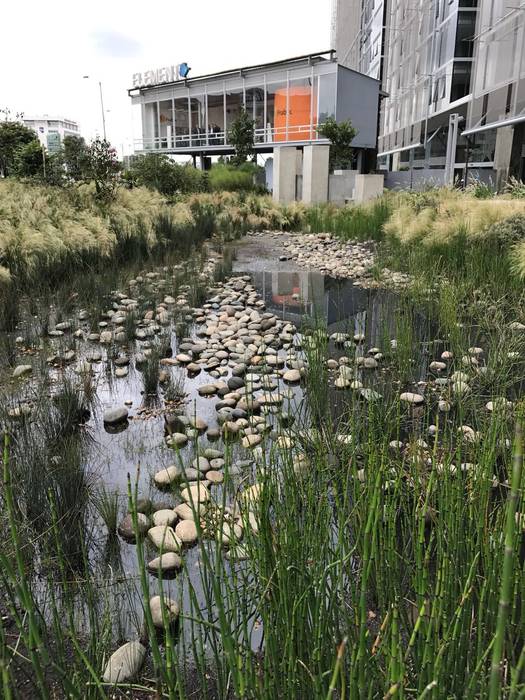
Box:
[83,75,107,140]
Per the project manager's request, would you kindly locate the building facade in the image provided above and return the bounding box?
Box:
[129,52,380,160]
[334,0,525,187]
[23,116,81,154]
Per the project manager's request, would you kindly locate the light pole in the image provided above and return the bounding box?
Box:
[83,75,107,141]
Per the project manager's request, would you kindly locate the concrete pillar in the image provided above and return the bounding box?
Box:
[302,144,330,204]
[494,125,525,192]
[354,174,384,203]
[273,147,298,203]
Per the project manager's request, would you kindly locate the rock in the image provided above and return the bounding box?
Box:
[400,392,424,405]
[189,416,208,431]
[283,369,301,383]
[176,353,192,363]
[206,470,224,484]
[430,361,447,372]
[192,456,211,473]
[198,384,217,396]
[12,365,32,379]
[154,465,182,488]
[438,400,451,412]
[118,513,149,541]
[165,432,188,448]
[147,552,182,574]
[103,407,129,425]
[175,519,198,544]
[152,509,177,527]
[148,525,182,552]
[103,640,146,684]
[149,595,179,628]
[180,483,211,505]
[175,502,205,520]
[242,434,262,449]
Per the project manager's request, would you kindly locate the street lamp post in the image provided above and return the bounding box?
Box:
[83,75,107,141]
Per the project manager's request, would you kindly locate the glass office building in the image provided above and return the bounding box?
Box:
[334,0,525,184]
[129,51,380,157]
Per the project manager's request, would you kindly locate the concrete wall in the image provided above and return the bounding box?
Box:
[354,174,384,203]
[336,66,379,149]
[328,169,358,204]
[302,145,330,204]
[384,168,495,191]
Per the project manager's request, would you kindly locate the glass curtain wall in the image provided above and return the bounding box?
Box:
[246,86,265,142]
[174,97,189,147]
[159,99,173,148]
[267,80,288,141]
[207,90,225,144]
[190,95,206,146]
[225,86,244,133]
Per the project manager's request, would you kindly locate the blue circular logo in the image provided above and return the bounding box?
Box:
[179,62,190,78]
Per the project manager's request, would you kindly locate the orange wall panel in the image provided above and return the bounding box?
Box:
[274,87,316,142]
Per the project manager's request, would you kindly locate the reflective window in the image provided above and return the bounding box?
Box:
[159,99,173,148]
[207,91,225,144]
[174,98,189,147]
[318,73,336,124]
[190,96,206,146]
[266,81,287,141]
[246,87,265,142]
[225,88,244,134]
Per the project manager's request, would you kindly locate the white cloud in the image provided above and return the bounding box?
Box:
[1,0,331,156]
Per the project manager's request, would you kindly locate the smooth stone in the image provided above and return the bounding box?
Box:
[180,483,211,505]
[103,407,129,425]
[283,369,301,383]
[400,392,424,405]
[118,513,149,541]
[175,519,198,544]
[12,365,32,378]
[198,384,217,396]
[166,432,188,448]
[103,641,146,684]
[148,525,182,552]
[242,434,262,449]
[175,502,206,520]
[154,465,182,488]
[147,552,183,574]
[152,509,177,527]
[192,456,211,473]
[206,470,224,484]
[149,595,179,628]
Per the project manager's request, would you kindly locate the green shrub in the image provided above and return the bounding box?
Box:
[485,214,525,247]
[208,163,259,192]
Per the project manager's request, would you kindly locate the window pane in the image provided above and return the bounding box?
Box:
[266,81,287,141]
[318,73,336,124]
[207,91,224,144]
[174,98,189,147]
[246,87,265,143]
[190,96,205,146]
[159,99,173,148]
[225,89,243,134]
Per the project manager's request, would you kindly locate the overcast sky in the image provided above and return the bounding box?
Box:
[2,0,332,157]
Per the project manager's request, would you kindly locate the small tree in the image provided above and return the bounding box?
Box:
[229,109,255,166]
[63,135,88,181]
[0,119,39,177]
[12,140,46,178]
[317,117,357,171]
[84,138,120,203]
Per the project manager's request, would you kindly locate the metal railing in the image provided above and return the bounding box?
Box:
[134,123,323,152]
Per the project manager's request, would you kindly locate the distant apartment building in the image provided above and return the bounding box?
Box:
[23,116,81,154]
[333,0,525,188]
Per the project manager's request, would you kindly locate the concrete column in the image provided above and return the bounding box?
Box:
[302,144,330,204]
[273,147,298,203]
[494,125,525,191]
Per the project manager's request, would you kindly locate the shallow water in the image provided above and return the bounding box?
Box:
[0,238,434,652]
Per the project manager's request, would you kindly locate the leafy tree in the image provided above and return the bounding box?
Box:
[84,138,120,203]
[12,140,46,178]
[228,109,255,166]
[316,117,357,171]
[0,119,39,177]
[128,153,207,196]
[63,135,87,181]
